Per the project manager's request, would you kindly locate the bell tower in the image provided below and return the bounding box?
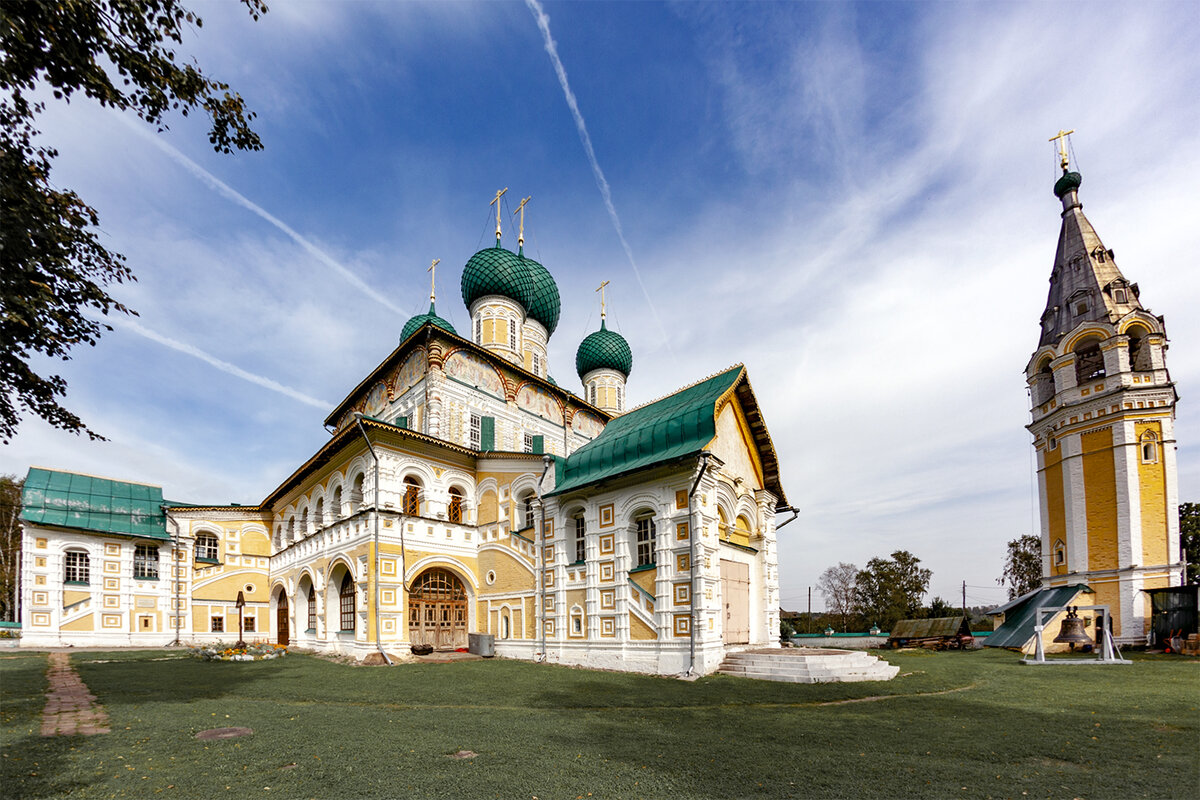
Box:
[1025,133,1183,643]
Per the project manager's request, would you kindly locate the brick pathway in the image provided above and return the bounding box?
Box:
[40,652,110,736]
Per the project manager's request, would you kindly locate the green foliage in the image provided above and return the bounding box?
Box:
[816,561,858,631]
[924,596,957,618]
[1,650,1196,799]
[854,550,931,630]
[0,475,21,621]
[1181,502,1198,585]
[0,0,266,443]
[998,533,1042,599]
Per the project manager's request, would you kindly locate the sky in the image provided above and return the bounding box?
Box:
[5,1,1199,613]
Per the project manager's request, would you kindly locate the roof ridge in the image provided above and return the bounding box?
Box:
[623,363,744,414]
[26,465,161,489]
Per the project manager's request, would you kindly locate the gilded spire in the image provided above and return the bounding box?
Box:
[428,258,440,304]
[490,187,508,244]
[514,195,531,251]
[596,280,610,321]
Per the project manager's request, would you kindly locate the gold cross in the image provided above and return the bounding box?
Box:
[491,188,508,240]
[428,258,440,302]
[514,196,531,247]
[596,280,610,319]
[1049,129,1075,171]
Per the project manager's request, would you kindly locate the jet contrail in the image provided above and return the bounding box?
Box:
[524,0,672,355]
[120,117,404,315]
[111,317,332,409]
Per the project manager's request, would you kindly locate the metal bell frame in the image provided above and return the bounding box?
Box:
[1023,604,1131,665]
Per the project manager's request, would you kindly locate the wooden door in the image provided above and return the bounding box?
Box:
[276,591,289,645]
[721,559,750,644]
[408,569,468,649]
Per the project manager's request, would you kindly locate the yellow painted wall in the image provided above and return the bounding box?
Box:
[241,530,271,556]
[1088,579,1123,637]
[63,612,95,631]
[1082,428,1119,573]
[1044,444,1067,576]
[63,589,91,607]
[629,613,657,640]
[478,548,535,595]
[525,596,535,639]
[478,491,498,525]
[631,567,656,597]
[1136,422,1168,567]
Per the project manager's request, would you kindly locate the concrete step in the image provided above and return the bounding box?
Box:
[717,648,899,684]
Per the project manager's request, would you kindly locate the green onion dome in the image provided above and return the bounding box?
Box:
[576,320,633,379]
[400,302,456,342]
[517,252,561,335]
[1054,170,1082,199]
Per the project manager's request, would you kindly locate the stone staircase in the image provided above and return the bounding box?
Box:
[717,648,899,683]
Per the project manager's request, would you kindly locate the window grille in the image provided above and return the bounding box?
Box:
[509,319,517,350]
[339,573,356,632]
[243,617,256,632]
[196,535,219,561]
[522,494,535,531]
[636,517,656,567]
[211,616,224,632]
[307,586,316,630]
[532,352,541,375]
[475,317,481,343]
[524,433,534,453]
[403,478,420,516]
[448,489,464,524]
[64,550,90,584]
[134,545,158,579]
[470,413,481,449]
[616,386,622,410]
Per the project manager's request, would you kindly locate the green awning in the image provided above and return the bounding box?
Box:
[984,585,1092,649]
[551,365,743,497]
[20,467,169,540]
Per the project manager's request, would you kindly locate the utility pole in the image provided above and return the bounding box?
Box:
[807,586,812,633]
[962,580,967,617]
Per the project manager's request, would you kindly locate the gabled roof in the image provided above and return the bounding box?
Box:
[889,616,971,639]
[20,467,169,540]
[984,585,1092,649]
[550,365,787,506]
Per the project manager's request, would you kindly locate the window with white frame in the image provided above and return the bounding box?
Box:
[134,544,158,579]
[524,432,534,453]
[474,317,481,344]
[307,586,317,630]
[339,573,356,632]
[574,514,586,563]
[243,617,256,632]
[520,491,536,531]
[616,386,622,410]
[532,351,541,376]
[509,319,517,350]
[211,615,224,632]
[470,413,481,449]
[635,515,656,567]
[1053,539,1066,566]
[1140,431,1159,464]
[64,550,90,584]
[195,534,219,562]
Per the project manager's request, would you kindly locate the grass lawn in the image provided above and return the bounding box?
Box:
[1,647,1197,799]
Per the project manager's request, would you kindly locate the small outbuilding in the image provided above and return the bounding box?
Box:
[886,616,973,650]
[984,585,1093,654]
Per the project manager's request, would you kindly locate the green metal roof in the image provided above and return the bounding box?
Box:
[519,250,561,334]
[400,301,457,342]
[1054,170,1082,198]
[889,616,970,640]
[984,585,1091,649]
[20,467,168,540]
[460,243,561,334]
[551,365,744,497]
[576,320,633,379]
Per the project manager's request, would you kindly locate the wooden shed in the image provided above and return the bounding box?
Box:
[887,616,973,650]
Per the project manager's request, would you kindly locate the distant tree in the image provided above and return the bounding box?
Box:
[925,596,956,618]
[0,0,266,443]
[816,562,858,632]
[854,550,931,631]
[1181,502,1198,585]
[0,475,22,621]
[998,534,1042,599]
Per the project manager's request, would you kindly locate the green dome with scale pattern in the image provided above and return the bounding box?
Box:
[400,302,456,342]
[576,320,633,379]
[461,243,560,334]
[1054,170,1082,198]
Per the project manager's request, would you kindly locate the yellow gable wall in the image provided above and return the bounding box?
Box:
[241,530,271,556]
[1082,428,1118,573]
[478,491,498,524]
[63,589,91,607]
[709,401,764,491]
[1136,421,1168,567]
[630,566,656,596]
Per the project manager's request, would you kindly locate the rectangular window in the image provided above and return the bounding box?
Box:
[574,516,586,563]
[532,352,541,375]
[509,319,517,350]
[616,386,622,410]
[474,317,481,343]
[469,413,481,449]
[134,544,159,579]
[64,551,89,584]
[211,616,224,633]
[243,617,256,632]
[196,535,219,561]
[590,385,597,406]
[340,587,355,632]
[524,433,534,453]
[636,518,656,567]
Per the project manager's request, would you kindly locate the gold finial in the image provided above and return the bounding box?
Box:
[428,258,440,303]
[1049,129,1075,171]
[514,196,531,248]
[596,280,610,320]
[491,187,508,241]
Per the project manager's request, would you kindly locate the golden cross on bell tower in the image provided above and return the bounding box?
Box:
[1049,128,1075,171]
[491,187,508,242]
[428,258,440,303]
[596,280,610,320]
[514,196,531,249]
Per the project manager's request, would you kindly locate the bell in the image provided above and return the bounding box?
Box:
[1053,606,1092,648]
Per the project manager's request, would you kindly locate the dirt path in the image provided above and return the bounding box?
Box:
[40,652,110,736]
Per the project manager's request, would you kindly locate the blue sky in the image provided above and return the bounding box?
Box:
[6,1,1199,611]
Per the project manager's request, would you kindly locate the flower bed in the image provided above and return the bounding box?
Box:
[189,642,288,662]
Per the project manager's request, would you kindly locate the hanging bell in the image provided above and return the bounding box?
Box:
[1053,606,1092,648]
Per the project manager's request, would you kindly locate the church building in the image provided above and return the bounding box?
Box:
[1024,136,1184,643]
[18,195,790,675]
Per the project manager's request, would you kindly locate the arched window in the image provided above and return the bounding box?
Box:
[1033,359,1055,405]
[64,550,90,584]
[570,605,584,637]
[519,491,536,531]
[734,514,753,544]
[1127,325,1153,372]
[1053,539,1066,567]
[134,544,158,579]
[403,477,421,516]
[1140,431,1159,464]
[339,573,356,632]
[448,486,464,524]
[331,486,342,520]
[300,509,309,539]
[501,609,511,639]
[307,585,316,631]
[1074,338,1105,384]
[314,498,324,530]
[573,513,586,563]
[350,474,364,515]
[196,534,219,562]
[717,507,730,541]
[635,513,656,568]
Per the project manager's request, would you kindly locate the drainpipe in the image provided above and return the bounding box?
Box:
[687,451,712,677]
[354,413,393,665]
[163,507,181,646]
[776,505,800,530]
[536,454,553,663]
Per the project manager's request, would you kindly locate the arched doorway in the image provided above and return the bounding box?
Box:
[408,568,468,649]
[276,588,289,645]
